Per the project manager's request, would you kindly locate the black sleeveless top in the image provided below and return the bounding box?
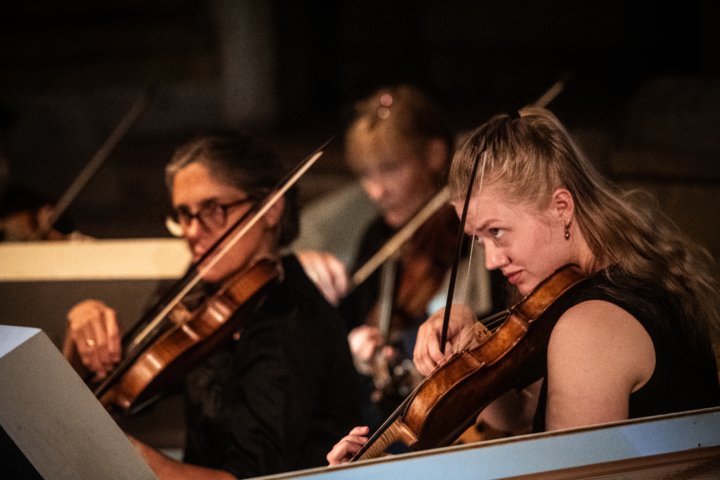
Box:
[533,267,720,432]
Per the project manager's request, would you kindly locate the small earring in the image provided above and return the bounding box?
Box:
[564,220,571,240]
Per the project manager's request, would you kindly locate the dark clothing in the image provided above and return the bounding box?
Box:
[533,267,720,432]
[183,255,359,478]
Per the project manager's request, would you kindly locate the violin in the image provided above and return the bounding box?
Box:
[90,139,328,415]
[351,264,588,460]
[95,260,280,413]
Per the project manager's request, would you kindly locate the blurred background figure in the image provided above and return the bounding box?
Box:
[0,103,77,241]
[297,85,505,438]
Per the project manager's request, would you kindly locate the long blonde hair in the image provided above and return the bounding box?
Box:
[450,107,720,343]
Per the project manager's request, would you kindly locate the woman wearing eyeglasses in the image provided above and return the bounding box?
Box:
[62,133,359,479]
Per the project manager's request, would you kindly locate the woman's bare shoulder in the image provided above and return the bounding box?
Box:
[544,300,656,430]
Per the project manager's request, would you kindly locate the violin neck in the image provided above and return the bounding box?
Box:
[376,256,399,342]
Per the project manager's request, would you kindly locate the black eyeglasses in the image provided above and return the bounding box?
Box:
[168,198,254,234]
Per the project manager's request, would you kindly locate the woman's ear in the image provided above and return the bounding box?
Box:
[551,188,575,221]
[263,196,285,230]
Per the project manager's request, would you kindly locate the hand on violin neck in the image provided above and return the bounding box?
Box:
[413,304,476,376]
[348,325,398,376]
[296,250,349,306]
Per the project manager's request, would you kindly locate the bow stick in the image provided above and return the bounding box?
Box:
[35,89,155,239]
[350,187,450,288]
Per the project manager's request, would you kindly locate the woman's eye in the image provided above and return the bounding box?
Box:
[490,228,505,240]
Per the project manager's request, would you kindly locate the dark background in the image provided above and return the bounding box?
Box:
[0,0,718,250]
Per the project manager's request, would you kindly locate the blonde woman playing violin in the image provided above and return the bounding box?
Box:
[328,108,720,464]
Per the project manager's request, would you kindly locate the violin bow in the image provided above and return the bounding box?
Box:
[35,89,155,239]
[439,73,570,353]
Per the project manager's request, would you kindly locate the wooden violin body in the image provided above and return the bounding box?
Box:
[353,264,588,460]
[96,260,280,414]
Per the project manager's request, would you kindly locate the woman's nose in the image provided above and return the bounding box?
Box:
[484,245,508,270]
[182,216,204,241]
[362,178,387,202]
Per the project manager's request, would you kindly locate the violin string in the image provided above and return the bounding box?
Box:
[481,310,509,331]
[459,229,475,310]
[446,150,487,347]
[441,154,507,358]
[439,150,509,355]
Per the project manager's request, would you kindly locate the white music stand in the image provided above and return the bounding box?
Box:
[0,325,157,479]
